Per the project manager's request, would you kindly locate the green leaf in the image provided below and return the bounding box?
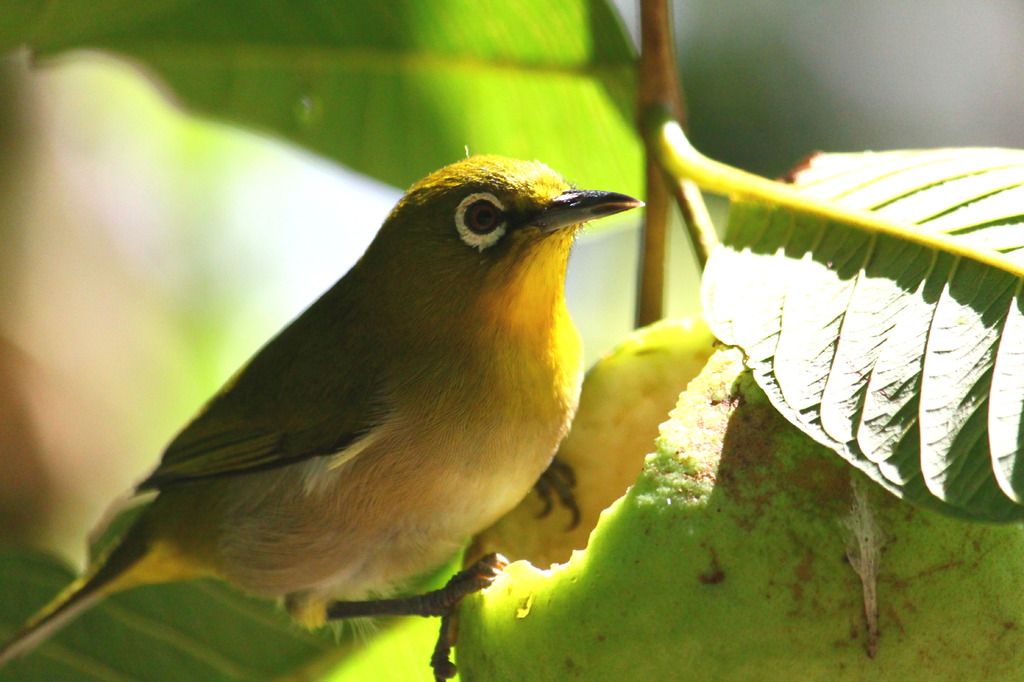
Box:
[1,0,641,197]
[702,147,1024,521]
[0,548,343,682]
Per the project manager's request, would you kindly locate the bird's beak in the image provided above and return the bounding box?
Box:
[533,189,644,234]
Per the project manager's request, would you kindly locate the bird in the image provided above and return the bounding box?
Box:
[0,155,641,677]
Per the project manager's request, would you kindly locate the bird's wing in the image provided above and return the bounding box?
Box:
[136,280,383,491]
[137,382,379,491]
[136,424,370,490]
[139,428,283,488]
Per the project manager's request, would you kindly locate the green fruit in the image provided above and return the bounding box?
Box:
[458,348,1024,680]
[470,318,714,567]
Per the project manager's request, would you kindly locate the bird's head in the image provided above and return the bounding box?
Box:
[362,155,641,333]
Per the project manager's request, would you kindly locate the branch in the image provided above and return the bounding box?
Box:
[636,0,716,327]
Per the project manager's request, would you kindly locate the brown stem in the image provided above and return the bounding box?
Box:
[636,158,668,327]
[637,0,716,326]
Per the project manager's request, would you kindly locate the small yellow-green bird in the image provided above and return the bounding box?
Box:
[0,155,641,675]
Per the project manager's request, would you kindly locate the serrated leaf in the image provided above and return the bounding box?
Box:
[0,0,641,198]
[702,148,1024,521]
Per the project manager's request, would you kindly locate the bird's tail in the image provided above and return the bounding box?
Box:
[0,526,151,667]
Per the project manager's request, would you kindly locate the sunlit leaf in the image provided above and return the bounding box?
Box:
[0,548,342,682]
[703,148,1024,521]
[0,0,641,198]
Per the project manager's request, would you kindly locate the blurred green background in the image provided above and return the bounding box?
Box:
[1,0,1021,582]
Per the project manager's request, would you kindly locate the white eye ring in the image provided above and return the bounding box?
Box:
[455,192,507,251]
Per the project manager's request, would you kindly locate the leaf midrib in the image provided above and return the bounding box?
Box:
[29,42,635,82]
[657,119,1024,282]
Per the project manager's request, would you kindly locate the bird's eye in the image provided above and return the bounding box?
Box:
[456,192,507,251]
[464,200,502,234]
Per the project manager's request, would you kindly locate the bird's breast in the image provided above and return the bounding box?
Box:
[215,313,582,602]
